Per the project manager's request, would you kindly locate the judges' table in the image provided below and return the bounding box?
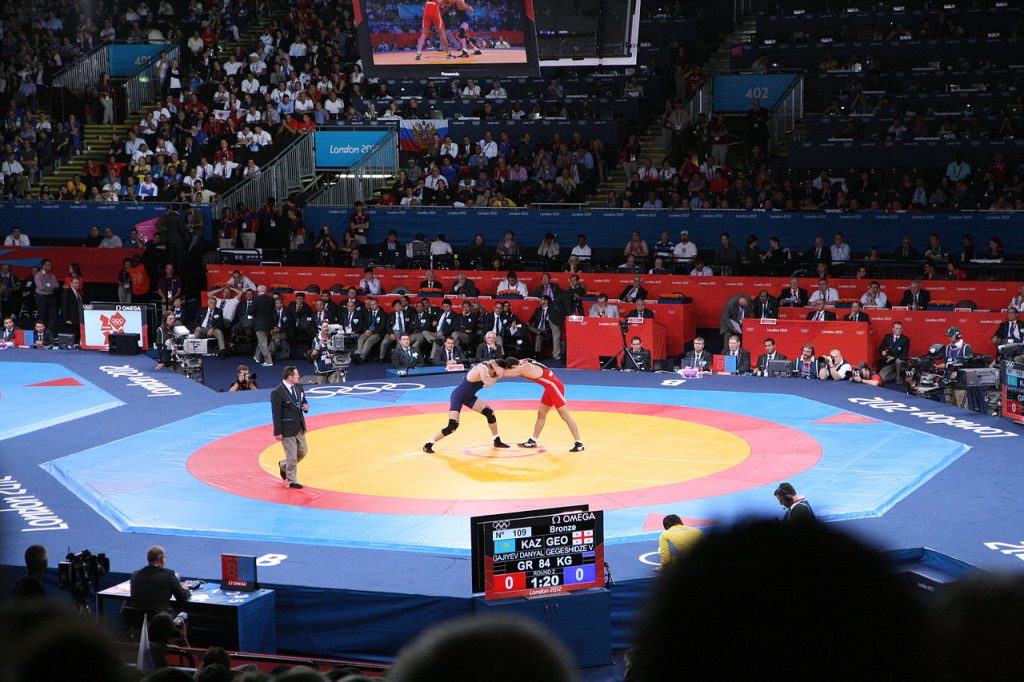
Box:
[743,319,876,365]
[97,580,276,653]
[777,307,1005,357]
[565,318,667,369]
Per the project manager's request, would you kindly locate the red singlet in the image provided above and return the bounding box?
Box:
[529,367,567,408]
[422,1,444,31]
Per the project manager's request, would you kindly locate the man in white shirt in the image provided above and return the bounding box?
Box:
[124,132,143,157]
[478,132,498,159]
[224,56,244,75]
[1,156,24,177]
[324,93,344,118]
[99,228,123,248]
[4,227,30,246]
[439,136,459,159]
[486,81,507,99]
[818,348,853,381]
[830,232,850,263]
[860,281,889,308]
[252,126,273,149]
[462,79,481,98]
[689,258,714,276]
[359,268,383,295]
[139,174,159,198]
[808,278,840,304]
[213,158,239,179]
[430,234,454,256]
[498,272,528,297]
[571,234,592,261]
[672,230,698,263]
[241,73,262,95]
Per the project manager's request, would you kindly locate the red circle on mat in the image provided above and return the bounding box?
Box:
[186,400,821,515]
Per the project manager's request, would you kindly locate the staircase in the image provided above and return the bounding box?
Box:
[705,15,757,76]
[587,118,667,207]
[37,11,286,192]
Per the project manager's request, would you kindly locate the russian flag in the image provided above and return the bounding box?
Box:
[400,118,449,152]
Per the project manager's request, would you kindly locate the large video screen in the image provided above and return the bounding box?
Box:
[353,0,540,78]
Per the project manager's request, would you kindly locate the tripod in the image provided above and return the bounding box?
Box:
[600,321,631,370]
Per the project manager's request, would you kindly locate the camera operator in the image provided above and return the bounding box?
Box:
[128,545,191,614]
[622,336,652,371]
[817,349,852,381]
[941,326,973,408]
[154,312,178,370]
[228,364,258,392]
[11,544,47,600]
[850,362,884,386]
[148,611,191,669]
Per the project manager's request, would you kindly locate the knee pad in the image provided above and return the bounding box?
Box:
[481,406,496,424]
[441,419,460,435]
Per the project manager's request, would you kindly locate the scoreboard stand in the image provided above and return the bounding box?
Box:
[474,588,612,668]
[471,507,611,667]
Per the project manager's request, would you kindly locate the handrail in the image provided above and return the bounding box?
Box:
[768,75,804,153]
[687,78,713,124]
[216,133,316,213]
[52,47,110,96]
[307,129,399,207]
[124,46,179,115]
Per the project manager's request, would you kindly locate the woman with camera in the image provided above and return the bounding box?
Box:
[154,312,177,370]
[228,365,258,391]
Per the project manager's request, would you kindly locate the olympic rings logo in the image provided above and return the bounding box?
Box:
[492,520,511,530]
[305,382,427,398]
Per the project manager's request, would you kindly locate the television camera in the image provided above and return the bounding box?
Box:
[309,324,353,382]
[167,325,218,384]
[903,343,946,400]
[58,549,110,611]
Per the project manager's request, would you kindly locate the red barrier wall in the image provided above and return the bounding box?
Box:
[2,246,142,283]
[207,265,1020,328]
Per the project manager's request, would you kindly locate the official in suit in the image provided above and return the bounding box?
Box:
[528,295,564,360]
[725,334,751,373]
[318,292,339,321]
[898,281,931,310]
[618,276,647,303]
[750,290,778,320]
[805,236,831,267]
[476,331,502,362]
[681,336,711,371]
[449,273,480,297]
[356,298,386,361]
[1,316,16,346]
[269,297,293,359]
[992,307,1023,347]
[588,294,620,318]
[419,270,445,294]
[878,321,911,383]
[843,301,871,323]
[271,366,309,488]
[628,299,655,320]
[755,337,787,375]
[435,299,470,349]
[128,545,191,614]
[194,298,228,354]
[287,293,316,354]
[531,273,563,300]
[719,294,750,340]
[60,276,85,342]
[380,300,415,361]
[480,307,507,352]
[622,336,652,371]
[806,300,837,321]
[392,332,424,369]
[252,285,276,366]
[777,277,809,307]
[432,336,466,366]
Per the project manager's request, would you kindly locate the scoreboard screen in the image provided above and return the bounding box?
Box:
[1002,360,1024,424]
[478,508,604,600]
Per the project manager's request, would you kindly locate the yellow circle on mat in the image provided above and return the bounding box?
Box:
[258,410,750,500]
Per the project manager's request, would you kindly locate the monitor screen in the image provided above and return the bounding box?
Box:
[354,0,540,78]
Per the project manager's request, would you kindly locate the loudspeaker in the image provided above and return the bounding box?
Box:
[109,333,141,355]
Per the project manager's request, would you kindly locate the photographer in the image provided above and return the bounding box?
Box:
[622,336,652,372]
[128,545,191,614]
[154,312,178,370]
[148,611,190,669]
[850,362,884,386]
[11,544,47,600]
[941,326,973,408]
[817,349,852,381]
[228,364,258,392]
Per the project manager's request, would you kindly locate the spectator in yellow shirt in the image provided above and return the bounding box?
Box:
[657,514,704,571]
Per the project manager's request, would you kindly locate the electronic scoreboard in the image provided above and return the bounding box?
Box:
[473,507,605,600]
[1002,360,1024,424]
